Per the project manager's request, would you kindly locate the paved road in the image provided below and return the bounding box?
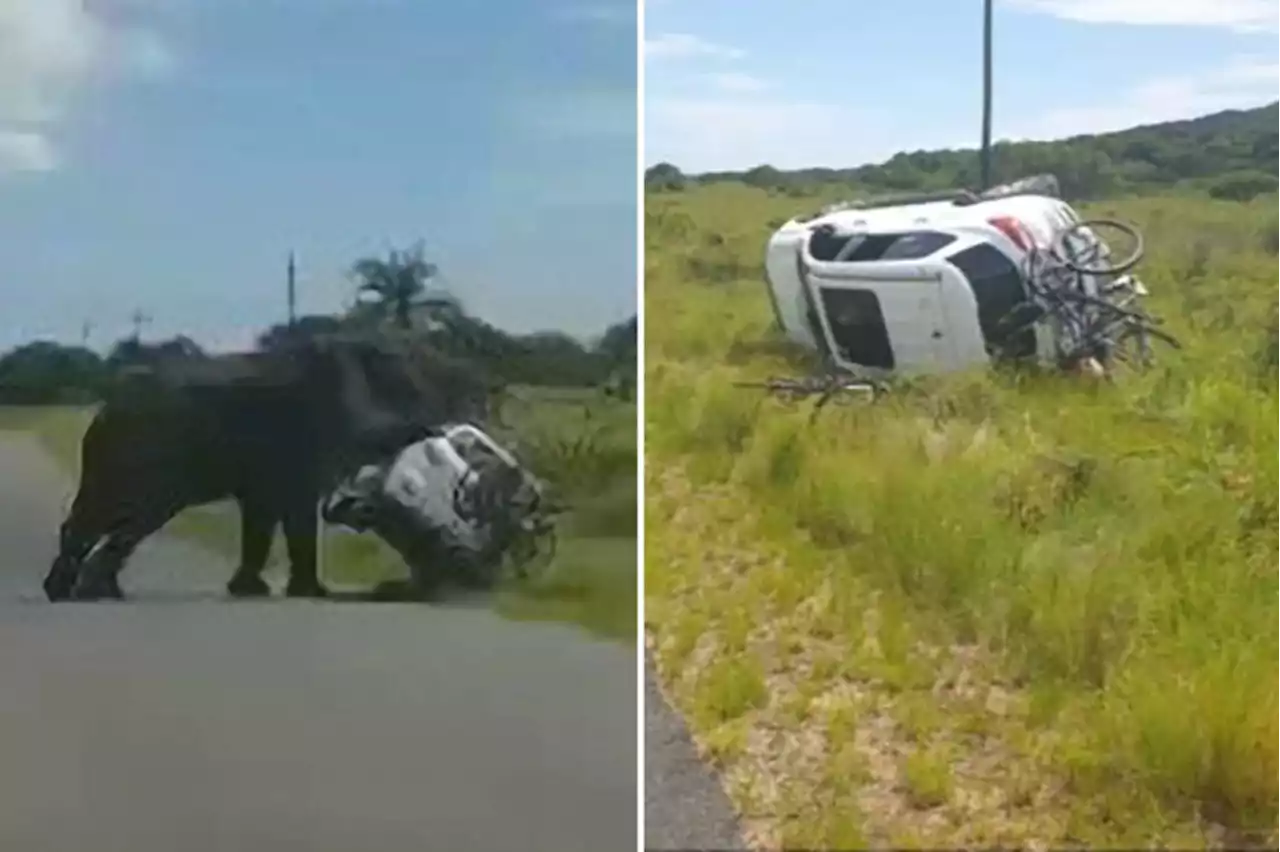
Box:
[0,434,636,852]
[644,654,747,851]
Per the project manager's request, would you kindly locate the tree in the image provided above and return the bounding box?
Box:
[650,102,1279,201]
[596,314,637,367]
[105,335,206,371]
[424,312,518,365]
[0,341,108,404]
[350,241,457,330]
[597,314,638,400]
[517,331,602,385]
[742,165,784,190]
[1208,170,1277,202]
[645,162,687,191]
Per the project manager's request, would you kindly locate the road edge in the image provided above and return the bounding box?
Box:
[644,649,748,852]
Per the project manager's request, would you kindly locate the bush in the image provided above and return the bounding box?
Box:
[1260,217,1279,256]
[1208,170,1277,202]
[501,390,636,537]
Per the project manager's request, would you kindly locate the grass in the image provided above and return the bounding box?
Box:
[0,387,636,643]
[645,183,1278,849]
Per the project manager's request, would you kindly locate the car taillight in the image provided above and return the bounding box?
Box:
[988,216,1030,252]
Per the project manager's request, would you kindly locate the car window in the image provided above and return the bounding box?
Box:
[808,228,955,262]
[449,431,505,471]
[879,231,957,260]
[946,244,1037,358]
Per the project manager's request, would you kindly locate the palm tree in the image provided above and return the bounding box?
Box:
[350,241,458,331]
[979,0,993,191]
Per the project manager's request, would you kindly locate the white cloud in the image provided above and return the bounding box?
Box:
[0,129,56,172]
[1010,56,1280,139]
[705,71,771,93]
[0,0,170,175]
[646,96,896,171]
[645,32,746,60]
[647,58,1279,171]
[1002,0,1280,32]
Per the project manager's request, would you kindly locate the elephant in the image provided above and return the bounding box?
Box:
[42,333,482,602]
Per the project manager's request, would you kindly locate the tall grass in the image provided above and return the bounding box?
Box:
[499,389,637,538]
[492,388,638,640]
[646,185,1278,842]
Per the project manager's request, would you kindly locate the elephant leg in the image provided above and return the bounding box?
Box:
[72,507,174,601]
[282,499,328,599]
[43,507,107,603]
[43,458,122,602]
[227,497,278,598]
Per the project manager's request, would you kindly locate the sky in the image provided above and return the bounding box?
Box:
[645,0,1280,172]
[0,0,637,353]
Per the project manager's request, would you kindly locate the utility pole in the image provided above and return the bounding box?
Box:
[130,309,152,342]
[287,251,297,327]
[80,320,92,346]
[979,0,994,191]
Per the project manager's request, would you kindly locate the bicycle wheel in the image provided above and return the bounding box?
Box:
[1054,218,1144,276]
[769,383,812,403]
[1101,320,1179,375]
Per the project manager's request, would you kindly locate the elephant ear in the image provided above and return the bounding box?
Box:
[397,343,490,425]
[303,334,433,475]
[349,335,456,431]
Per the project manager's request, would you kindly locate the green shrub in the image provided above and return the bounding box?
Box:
[1207,171,1277,202]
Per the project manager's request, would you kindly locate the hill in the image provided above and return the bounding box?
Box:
[645,102,1279,201]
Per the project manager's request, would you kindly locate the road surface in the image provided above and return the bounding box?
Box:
[644,655,747,850]
[0,434,636,852]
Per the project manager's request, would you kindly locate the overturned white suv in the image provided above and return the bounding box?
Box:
[322,423,560,597]
[763,174,1173,379]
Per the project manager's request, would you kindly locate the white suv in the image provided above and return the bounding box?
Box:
[323,423,558,595]
[763,175,1153,376]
